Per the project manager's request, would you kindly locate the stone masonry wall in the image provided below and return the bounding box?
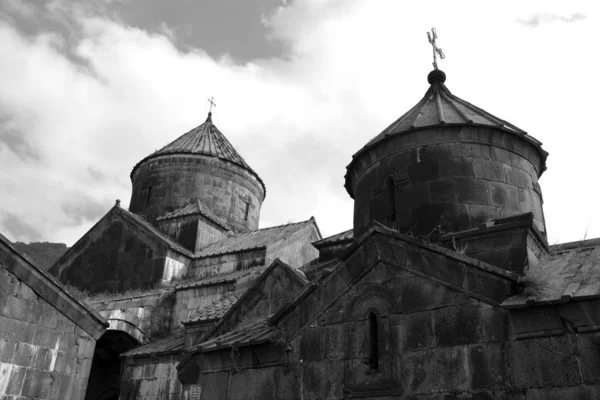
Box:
[52,216,171,294]
[348,125,546,238]
[0,264,96,399]
[120,354,182,400]
[129,155,264,233]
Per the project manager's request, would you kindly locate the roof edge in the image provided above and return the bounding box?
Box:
[0,234,108,339]
[130,152,267,197]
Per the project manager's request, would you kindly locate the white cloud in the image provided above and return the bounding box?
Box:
[0,0,598,246]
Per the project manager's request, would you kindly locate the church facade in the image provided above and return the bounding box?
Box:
[2,65,600,400]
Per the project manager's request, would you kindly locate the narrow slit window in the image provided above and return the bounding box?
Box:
[369,312,379,370]
[386,177,396,222]
[244,202,250,221]
[146,186,153,205]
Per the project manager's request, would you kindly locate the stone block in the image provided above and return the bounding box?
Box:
[509,307,562,338]
[394,276,470,314]
[299,326,323,362]
[469,343,507,389]
[197,371,228,400]
[402,311,435,351]
[507,336,582,388]
[576,333,600,384]
[403,346,469,395]
[433,304,481,347]
[21,369,53,399]
[456,178,490,205]
[489,181,519,209]
[429,179,457,203]
[462,267,513,304]
[481,308,508,343]
[322,324,347,360]
[439,157,474,178]
[2,364,26,395]
[405,248,465,290]
[491,147,512,165]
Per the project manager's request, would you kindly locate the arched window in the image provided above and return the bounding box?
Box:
[244,202,250,221]
[368,312,379,370]
[386,177,396,222]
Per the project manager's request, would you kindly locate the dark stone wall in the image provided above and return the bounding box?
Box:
[182,233,600,399]
[347,125,547,238]
[129,154,264,234]
[157,214,229,253]
[0,264,97,399]
[52,215,170,294]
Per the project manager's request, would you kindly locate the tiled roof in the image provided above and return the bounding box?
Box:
[190,315,275,353]
[503,238,600,308]
[157,199,232,231]
[183,293,244,324]
[121,332,184,357]
[118,207,194,258]
[175,267,267,289]
[312,229,354,247]
[132,112,265,194]
[195,217,319,258]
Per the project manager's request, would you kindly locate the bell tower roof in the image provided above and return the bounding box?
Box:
[131,112,265,194]
[366,69,527,147]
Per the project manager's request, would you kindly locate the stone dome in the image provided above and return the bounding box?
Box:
[129,113,265,234]
[345,70,549,238]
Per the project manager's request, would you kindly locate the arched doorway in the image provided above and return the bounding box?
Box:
[85,330,140,400]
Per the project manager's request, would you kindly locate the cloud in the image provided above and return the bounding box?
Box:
[0,112,41,162]
[60,195,109,226]
[0,0,598,247]
[0,212,42,242]
[517,12,587,28]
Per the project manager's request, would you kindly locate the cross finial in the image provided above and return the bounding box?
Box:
[427,27,445,70]
[207,97,216,112]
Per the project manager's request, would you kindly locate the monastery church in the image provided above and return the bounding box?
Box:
[2,60,600,399]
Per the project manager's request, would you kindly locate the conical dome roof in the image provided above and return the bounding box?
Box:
[152,112,251,169]
[131,112,264,192]
[365,70,529,149]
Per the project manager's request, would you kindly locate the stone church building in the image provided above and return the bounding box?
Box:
[3,66,600,400]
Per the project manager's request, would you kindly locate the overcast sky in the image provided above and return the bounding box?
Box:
[0,0,598,246]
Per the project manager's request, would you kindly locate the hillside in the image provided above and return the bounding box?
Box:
[11,241,68,271]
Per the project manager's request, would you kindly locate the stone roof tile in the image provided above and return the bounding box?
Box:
[156,199,232,231]
[189,315,275,353]
[121,331,184,357]
[183,293,244,324]
[195,217,319,258]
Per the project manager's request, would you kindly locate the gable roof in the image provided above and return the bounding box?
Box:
[0,232,107,339]
[183,292,244,324]
[502,237,600,309]
[156,199,232,232]
[200,258,308,339]
[195,217,320,258]
[268,226,519,342]
[312,228,353,248]
[131,112,265,194]
[50,204,193,275]
[118,207,194,257]
[188,315,275,353]
[121,331,184,358]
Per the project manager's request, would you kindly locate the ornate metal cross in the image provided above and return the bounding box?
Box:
[427,27,445,70]
[207,97,216,112]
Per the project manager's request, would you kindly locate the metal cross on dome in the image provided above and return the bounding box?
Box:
[427,27,445,70]
[207,97,216,112]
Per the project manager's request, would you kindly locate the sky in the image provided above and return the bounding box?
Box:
[0,0,598,246]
